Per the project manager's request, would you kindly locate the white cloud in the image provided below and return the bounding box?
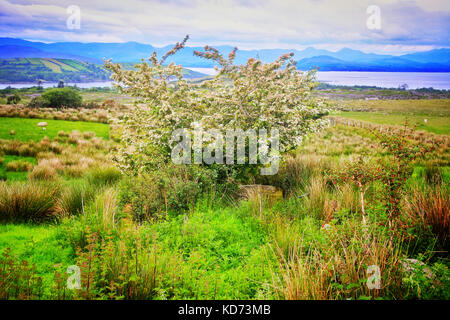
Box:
[1,0,449,53]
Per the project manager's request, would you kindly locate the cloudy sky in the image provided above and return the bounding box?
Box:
[1,0,449,54]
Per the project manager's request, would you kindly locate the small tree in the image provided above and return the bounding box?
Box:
[41,88,82,108]
[105,36,330,175]
[333,156,380,224]
[374,122,430,219]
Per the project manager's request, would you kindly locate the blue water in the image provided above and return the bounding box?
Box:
[187,69,450,90]
[1,72,450,90]
[315,72,450,90]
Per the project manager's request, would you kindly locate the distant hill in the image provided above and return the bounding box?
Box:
[401,49,450,65]
[0,38,449,72]
[0,45,99,62]
[0,58,110,83]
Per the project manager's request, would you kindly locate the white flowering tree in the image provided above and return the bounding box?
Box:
[104,35,330,174]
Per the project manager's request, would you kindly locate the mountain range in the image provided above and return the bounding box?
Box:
[1,37,450,79]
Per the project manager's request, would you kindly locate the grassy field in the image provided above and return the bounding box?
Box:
[335,99,450,135]
[0,117,110,141]
[336,111,450,135]
[338,99,450,115]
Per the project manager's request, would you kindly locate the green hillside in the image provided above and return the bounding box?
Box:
[0,58,207,83]
[0,58,110,83]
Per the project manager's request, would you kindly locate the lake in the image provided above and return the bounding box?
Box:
[188,69,450,90]
[1,71,450,90]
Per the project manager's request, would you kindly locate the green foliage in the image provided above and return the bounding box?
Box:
[42,88,82,108]
[119,164,226,222]
[402,259,450,299]
[27,96,49,109]
[0,247,44,299]
[0,224,75,299]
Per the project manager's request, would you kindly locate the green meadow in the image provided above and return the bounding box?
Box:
[0,117,109,141]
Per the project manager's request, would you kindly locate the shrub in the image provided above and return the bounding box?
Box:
[81,101,100,109]
[57,131,69,138]
[374,122,430,218]
[83,131,96,140]
[41,88,82,108]
[0,181,59,223]
[119,165,217,222]
[6,94,21,104]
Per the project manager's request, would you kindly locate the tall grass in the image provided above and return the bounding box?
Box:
[270,217,404,300]
[85,166,121,187]
[404,185,449,250]
[96,188,119,230]
[0,181,59,223]
[55,182,95,218]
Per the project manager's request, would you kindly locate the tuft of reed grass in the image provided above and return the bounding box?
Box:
[94,188,120,230]
[404,185,449,249]
[0,181,59,223]
[28,162,58,180]
[55,182,95,218]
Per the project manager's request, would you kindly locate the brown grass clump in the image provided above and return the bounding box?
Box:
[404,186,449,249]
[0,181,59,222]
[28,162,58,180]
[5,160,33,172]
[83,131,96,140]
[68,130,82,145]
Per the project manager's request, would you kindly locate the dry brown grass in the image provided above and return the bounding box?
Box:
[404,186,449,249]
